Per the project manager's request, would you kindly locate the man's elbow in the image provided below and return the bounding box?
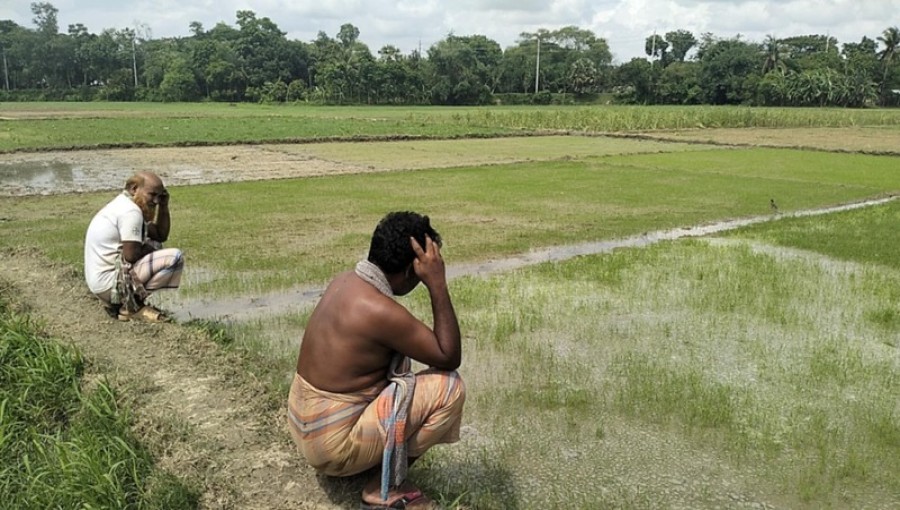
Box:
[433,355,461,371]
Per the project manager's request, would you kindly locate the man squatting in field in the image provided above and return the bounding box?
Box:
[84,171,184,322]
[288,212,465,510]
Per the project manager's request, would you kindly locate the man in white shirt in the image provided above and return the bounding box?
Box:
[84,171,184,322]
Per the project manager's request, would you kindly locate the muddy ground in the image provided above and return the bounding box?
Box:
[1,128,898,508]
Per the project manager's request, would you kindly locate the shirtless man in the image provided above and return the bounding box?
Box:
[84,171,184,322]
[287,211,465,509]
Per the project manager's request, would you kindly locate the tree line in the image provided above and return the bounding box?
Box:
[2,2,898,107]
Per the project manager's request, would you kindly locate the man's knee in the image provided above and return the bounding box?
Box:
[169,248,185,270]
[418,368,465,409]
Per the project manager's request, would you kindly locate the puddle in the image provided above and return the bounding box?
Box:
[0,161,109,195]
[166,196,897,323]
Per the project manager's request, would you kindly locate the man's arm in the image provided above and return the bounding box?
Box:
[373,236,461,370]
[146,190,170,242]
[413,235,461,369]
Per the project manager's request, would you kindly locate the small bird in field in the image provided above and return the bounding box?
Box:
[770,198,779,213]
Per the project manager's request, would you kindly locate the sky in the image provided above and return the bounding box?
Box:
[2,0,899,63]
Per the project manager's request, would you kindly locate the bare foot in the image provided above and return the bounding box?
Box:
[360,478,435,509]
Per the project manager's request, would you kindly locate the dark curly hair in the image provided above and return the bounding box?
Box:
[367,211,442,274]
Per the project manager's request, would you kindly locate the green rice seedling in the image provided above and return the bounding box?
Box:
[3,103,899,153]
[400,237,899,508]
[0,288,198,509]
[0,113,517,152]
[450,105,900,132]
[3,148,896,299]
[727,198,900,270]
[184,319,235,346]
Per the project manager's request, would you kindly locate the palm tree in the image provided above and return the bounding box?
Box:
[761,35,787,75]
[876,26,899,104]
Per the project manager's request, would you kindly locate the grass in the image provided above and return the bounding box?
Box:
[448,105,900,131]
[1,148,897,299]
[409,232,899,508]
[270,134,719,170]
[2,103,899,507]
[726,197,900,271]
[2,102,900,152]
[0,287,198,509]
[0,115,518,153]
[200,200,900,509]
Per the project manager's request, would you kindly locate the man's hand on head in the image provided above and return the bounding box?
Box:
[158,189,170,207]
[411,235,446,288]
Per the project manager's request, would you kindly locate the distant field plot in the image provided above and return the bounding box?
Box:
[2,103,899,152]
[271,135,723,170]
[1,147,896,298]
[634,126,900,154]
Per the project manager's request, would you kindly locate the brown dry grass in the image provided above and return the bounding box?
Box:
[629,126,900,155]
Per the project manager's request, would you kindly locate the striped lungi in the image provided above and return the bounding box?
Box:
[287,369,465,477]
[131,247,184,291]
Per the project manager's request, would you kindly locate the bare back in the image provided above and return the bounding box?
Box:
[297,271,403,393]
[297,235,461,393]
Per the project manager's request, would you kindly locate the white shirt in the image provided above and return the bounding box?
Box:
[84,193,144,294]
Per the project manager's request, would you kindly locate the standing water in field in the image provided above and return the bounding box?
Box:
[166,196,897,322]
[0,161,102,196]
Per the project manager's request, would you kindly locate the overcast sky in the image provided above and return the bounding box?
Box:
[2,0,898,62]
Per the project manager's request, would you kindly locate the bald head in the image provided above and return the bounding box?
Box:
[125,171,163,193]
[125,172,167,221]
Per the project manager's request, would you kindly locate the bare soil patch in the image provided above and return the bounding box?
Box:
[628,126,900,155]
[0,135,715,197]
[0,145,367,196]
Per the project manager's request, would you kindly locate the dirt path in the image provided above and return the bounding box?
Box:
[0,249,363,509]
[165,196,898,323]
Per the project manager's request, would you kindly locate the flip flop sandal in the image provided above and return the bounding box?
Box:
[118,305,169,323]
[359,490,433,510]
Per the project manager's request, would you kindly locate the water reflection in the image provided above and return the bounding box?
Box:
[168,196,897,323]
[0,161,123,195]
[2,160,78,180]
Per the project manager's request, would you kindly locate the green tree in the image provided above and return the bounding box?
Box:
[761,35,787,74]
[568,57,597,96]
[28,2,65,88]
[657,61,702,104]
[698,36,760,104]
[515,27,611,94]
[371,45,423,104]
[645,33,669,66]
[311,24,373,103]
[0,20,28,90]
[779,34,841,72]
[665,29,697,62]
[30,2,58,36]
[427,33,501,104]
[233,10,300,96]
[613,57,655,103]
[159,54,199,101]
[757,70,789,105]
[877,26,900,104]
